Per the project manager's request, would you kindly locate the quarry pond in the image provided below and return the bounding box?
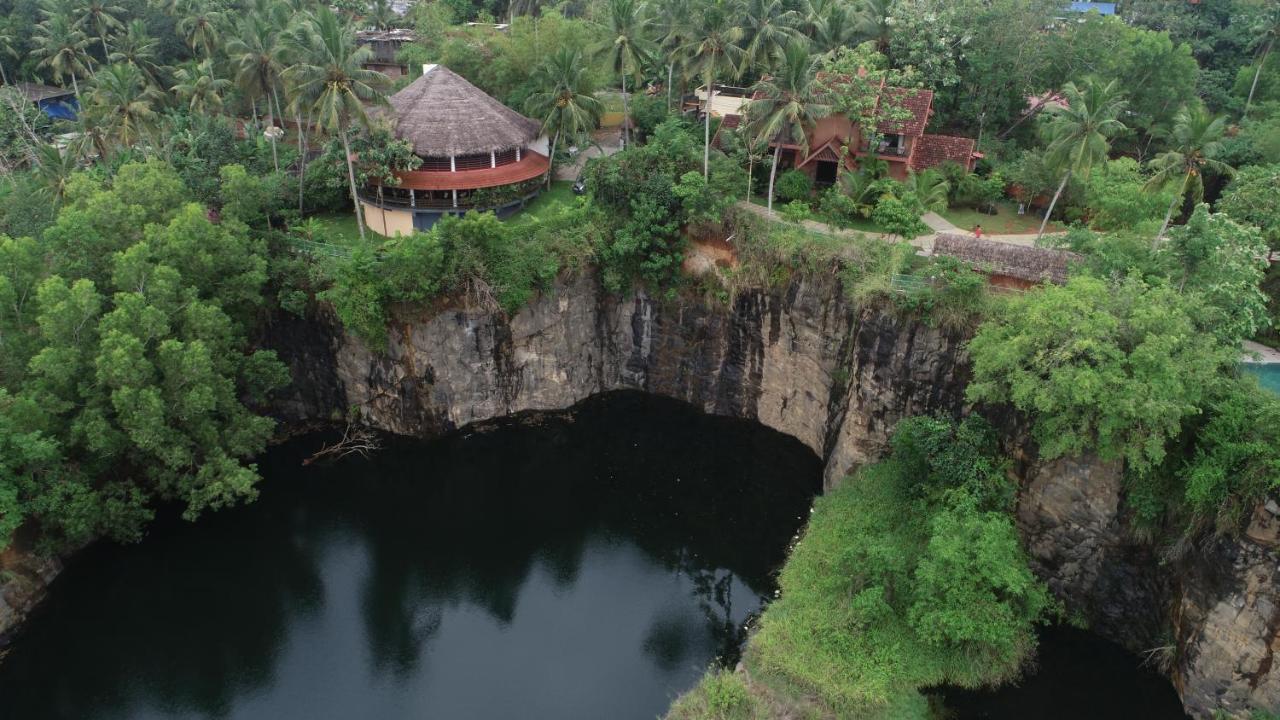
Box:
[0,393,1186,719]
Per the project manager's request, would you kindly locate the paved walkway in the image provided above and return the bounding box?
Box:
[554,128,623,181]
[737,201,1064,254]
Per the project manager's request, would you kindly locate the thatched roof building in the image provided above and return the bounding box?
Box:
[383,64,542,158]
[933,233,1079,285]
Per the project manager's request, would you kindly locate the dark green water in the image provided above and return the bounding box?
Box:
[0,392,1189,719]
[0,393,821,720]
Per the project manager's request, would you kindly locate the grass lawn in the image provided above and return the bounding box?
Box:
[514,181,581,223]
[309,212,369,246]
[748,195,895,235]
[940,201,1062,235]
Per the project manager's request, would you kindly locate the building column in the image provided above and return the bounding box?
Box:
[490,151,496,168]
[410,189,416,208]
[450,155,456,172]
[452,189,458,208]
[516,147,521,162]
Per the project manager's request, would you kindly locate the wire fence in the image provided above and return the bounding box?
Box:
[287,237,356,259]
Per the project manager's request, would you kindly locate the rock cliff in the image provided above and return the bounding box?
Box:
[4,271,1277,717]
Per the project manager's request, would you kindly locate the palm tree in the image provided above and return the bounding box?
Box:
[906,168,949,213]
[853,0,891,53]
[810,0,859,58]
[0,22,18,86]
[1144,104,1232,245]
[171,58,232,114]
[33,13,92,96]
[32,142,79,205]
[525,47,604,188]
[681,0,744,178]
[744,41,828,215]
[88,63,161,152]
[598,0,652,149]
[73,0,125,60]
[739,0,800,74]
[1244,5,1280,116]
[652,0,695,111]
[1035,78,1127,240]
[227,14,285,127]
[108,20,164,88]
[282,6,390,242]
[367,0,398,30]
[178,0,224,58]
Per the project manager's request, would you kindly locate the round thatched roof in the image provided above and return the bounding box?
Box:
[384,64,542,158]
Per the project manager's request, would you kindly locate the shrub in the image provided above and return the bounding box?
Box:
[779,200,811,224]
[871,195,927,238]
[774,169,813,204]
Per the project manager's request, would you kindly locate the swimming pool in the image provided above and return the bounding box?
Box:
[1242,363,1280,395]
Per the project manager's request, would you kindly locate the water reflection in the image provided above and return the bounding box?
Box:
[0,392,820,720]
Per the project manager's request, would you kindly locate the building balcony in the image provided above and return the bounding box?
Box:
[385,152,550,192]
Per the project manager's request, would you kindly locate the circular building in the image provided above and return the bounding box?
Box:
[361,64,550,236]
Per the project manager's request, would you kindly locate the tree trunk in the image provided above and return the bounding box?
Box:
[296,112,307,214]
[746,153,753,204]
[1036,170,1070,241]
[270,138,279,173]
[251,98,260,131]
[70,72,80,98]
[272,87,284,128]
[340,127,366,242]
[621,71,630,148]
[666,63,673,112]
[1245,37,1274,116]
[546,128,559,189]
[1154,179,1185,248]
[766,143,781,215]
[703,77,714,179]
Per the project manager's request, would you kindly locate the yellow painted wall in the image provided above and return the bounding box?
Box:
[362,203,415,238]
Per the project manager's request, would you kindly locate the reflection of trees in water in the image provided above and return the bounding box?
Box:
[0,495,324,720]
[0,392,820,718]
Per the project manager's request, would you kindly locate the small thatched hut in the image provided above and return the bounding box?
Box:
[360,64,549,236]
[932,233,1080,290]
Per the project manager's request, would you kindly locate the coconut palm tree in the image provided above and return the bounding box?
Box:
[810,0,859,58]
[0,22,18,86]
[1144,104,1232,245]
[1244,4,1280,116]
[32,142,80,205]
[598,0,652,149]
[282,6,390,242]
[739,0,800,74]
[109,20,165,89]
[171,58,232,114]
[73,0,126,60]
[652,0,695,112]
[906,168,949,213]
[87,63,162,153]
[681,0,744,178]
[227,14,286,127]
[367,0,398,30]
[1035,77,1127,240]
[853,0,891,53]
[744,41,829,215]
[178,0,224,58]
[525,47,604,188]
[33,13,92,96]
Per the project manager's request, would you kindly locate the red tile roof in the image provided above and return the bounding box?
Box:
[389,152,549,191]
[911,134,976,171]
[876,87,933,136]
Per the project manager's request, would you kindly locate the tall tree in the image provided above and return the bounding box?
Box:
[1035,78,1127,241]
[810,0,859,58]
[0,21,19,86]
[226,14,286,127]
[87,62,162,152]
[680,0,744,178]
[1144,104,1232,245]
[739,0,800,73]
[744,41,828,215]
[33,13,92,95]
[73,0,125,60]
[598,0,652,149]
[524,47,604,188]
[178,0,224,58]
[171,58,232,114]
[853,0,891,53]
[652,0,695,111]
[108,20,164,89]
[283,6,390,241]
[1244,4,1280,115]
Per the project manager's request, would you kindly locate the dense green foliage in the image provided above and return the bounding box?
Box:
[746,416,1053,717]
[0,161,286,551]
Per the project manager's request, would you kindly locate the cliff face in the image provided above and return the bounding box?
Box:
[5,271,1277,717]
